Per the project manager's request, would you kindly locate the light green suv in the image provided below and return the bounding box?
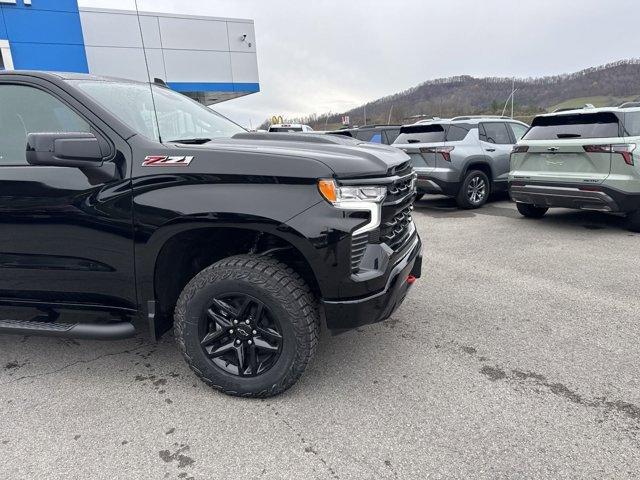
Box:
[509,104,640,231]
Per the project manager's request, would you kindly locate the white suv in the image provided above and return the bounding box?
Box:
[268,124,314,133]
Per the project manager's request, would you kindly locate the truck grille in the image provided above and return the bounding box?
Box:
[380,167,416,252]
[349,165,417,273]
[387,175,414,200]
[380,203,414,251]
[351,233,369,272]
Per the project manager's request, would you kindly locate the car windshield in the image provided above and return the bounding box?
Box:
[394,124,446,144]
[69,80,245,143]
[523,112,620,140]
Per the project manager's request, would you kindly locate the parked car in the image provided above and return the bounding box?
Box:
[509,104,640,231]
[268,123,314,133]
[329,125,402,145]
[0,71,422,397]
[393,116,529,208]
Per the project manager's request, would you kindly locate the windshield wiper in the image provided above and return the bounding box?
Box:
[167,138,212,145]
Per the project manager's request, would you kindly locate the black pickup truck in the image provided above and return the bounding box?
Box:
[0,71,422,397]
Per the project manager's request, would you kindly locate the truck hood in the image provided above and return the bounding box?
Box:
[207,133,410,178]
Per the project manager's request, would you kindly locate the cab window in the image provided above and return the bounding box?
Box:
[480,122,512,144]
[508,123,529,141]
[623,111,640,136]
[0,84,91,165]
[355,130,383,143]
[383,128,400,144]
[445,125,470,142]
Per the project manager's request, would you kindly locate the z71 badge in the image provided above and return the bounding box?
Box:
[142,156,194,167]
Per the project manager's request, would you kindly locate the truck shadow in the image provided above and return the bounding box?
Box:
[0,316,430,401]
[414,193,633,233]
[413,193,514,218]
[0,328,405,401]
[514,209,631,233]
[412,195,475,218]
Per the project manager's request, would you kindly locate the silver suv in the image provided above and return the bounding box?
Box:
[393,116,529,208]
[509,104,640,232]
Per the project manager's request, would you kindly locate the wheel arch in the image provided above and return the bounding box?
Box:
[463,160,494,184]
[140,221,323,339]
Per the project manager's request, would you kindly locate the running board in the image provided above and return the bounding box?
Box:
[0,319,135,340]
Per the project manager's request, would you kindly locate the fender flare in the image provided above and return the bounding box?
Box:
[136,216,325,307]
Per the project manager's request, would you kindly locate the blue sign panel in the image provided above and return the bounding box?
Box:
[0,0,88,72]
[0,11,7,40]
[168,82,261,94]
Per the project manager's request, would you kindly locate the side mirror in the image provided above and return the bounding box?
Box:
[26,132,104,168]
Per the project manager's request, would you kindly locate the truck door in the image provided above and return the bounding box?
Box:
[0,80,136,314]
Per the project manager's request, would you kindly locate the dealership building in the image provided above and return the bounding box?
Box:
[0,0,260,104]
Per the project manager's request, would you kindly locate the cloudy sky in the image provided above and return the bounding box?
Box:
[82,0,640,127]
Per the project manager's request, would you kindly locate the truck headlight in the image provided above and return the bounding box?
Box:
[317,179,386,205]
[318,179,386,235]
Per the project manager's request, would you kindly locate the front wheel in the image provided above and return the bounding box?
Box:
[516,202,548,219]
[456,170,490,209]
[627,210,640,232]
[174,255,319,398]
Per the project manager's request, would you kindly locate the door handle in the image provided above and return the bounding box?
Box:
[485,148,496,152]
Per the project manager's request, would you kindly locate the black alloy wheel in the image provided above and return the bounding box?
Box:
[200,294,283,377]
[174,254,319,397]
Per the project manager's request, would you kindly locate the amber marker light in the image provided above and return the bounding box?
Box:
[318,179,338,204]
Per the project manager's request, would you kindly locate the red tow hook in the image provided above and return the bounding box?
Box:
[406,275,417,285]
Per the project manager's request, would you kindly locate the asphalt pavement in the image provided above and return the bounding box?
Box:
[1,195,639,479]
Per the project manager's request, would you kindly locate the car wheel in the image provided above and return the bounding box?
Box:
[456,170,490,209]
[174,255,319,398]
[627,210,640,232]
[516,202,548,219]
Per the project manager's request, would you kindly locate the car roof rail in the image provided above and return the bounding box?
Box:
[619,101,640,108]
[357,124,401,128]
[552,104,597,113]
[450,115,510,121]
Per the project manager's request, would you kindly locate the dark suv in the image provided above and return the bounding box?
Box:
[393,117,529,208]
[329,125,402,145]
[0,71,422,397]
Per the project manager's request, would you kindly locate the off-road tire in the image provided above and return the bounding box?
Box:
[174,254,319,398]
[516,202,548,219]
[455,170,490,209]
[627,210,640,233]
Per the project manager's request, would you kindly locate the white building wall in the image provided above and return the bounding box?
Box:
[78,6,259,100]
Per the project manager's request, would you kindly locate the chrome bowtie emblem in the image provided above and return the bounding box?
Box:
[547,147,560,152]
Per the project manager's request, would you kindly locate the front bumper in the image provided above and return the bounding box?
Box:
[509,182,640,213]
[322,235,422,333]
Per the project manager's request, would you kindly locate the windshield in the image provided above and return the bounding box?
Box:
[523,112,620,140]
[394,124,446,144]
[69,80,245,143]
